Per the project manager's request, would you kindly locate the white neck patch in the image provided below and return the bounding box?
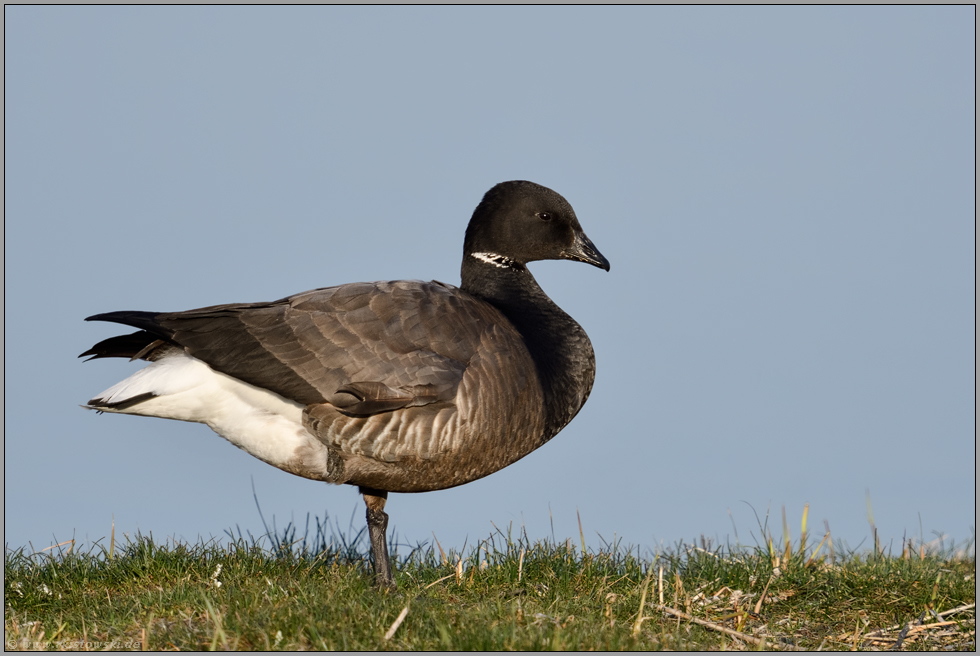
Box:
[470,252,521,269]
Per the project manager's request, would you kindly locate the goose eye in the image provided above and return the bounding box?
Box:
[538,212,553,222]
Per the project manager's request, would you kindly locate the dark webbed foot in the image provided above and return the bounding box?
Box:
[361,487,396,590]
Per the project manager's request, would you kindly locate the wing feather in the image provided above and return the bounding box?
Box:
[133,281,515,413]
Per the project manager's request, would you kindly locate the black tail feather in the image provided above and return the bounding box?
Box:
[79,330,169,361]
[85,310,169,333]
[85,392,158,410]
[83,311,179,360]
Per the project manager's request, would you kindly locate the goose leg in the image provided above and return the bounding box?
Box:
[360,487,395,590]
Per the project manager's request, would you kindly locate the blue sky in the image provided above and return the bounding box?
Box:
[5,6,975,558]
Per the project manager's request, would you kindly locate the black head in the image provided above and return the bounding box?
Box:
[463,181,610,272]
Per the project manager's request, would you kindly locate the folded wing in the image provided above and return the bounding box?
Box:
[84,280,515,417]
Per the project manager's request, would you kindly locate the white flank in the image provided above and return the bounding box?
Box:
[90,352,330,478]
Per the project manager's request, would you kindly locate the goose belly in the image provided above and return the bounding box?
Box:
[306,353,550,492]
[89,352,334,481]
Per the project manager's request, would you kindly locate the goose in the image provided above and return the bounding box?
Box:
[81,180,609,589]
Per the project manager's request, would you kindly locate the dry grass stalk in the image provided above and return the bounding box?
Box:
[753,573,776,615]
[805,532,831,567]
[781,506,791,565]
[799,503,809,559]
[40,539,75,554]
[654,604,809,651]
[383,605,410,641]
[831,602,976,649]
[631,565,657,637]
[432,533,447,566]
[423,573,455,591]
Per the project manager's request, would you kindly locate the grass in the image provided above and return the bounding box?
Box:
[4,510,975,651]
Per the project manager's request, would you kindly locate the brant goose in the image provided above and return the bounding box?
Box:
[81,180,609,589]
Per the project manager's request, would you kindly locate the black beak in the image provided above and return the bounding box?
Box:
[561,231,611,272]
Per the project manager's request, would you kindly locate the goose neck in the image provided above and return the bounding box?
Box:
[460,254,595,441]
